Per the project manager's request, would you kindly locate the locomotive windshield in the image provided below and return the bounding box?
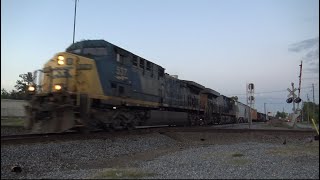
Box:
[69,47,108,56]
[66,40,110,57]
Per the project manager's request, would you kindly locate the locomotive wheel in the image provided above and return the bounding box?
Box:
[110,119,121,130]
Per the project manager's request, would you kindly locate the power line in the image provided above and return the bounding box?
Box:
[226,86,314,96]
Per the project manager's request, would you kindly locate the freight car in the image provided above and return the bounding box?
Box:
[235,101,250,123]
[251,108,258,122]
[25,39,265,133]
[257,112,267,122]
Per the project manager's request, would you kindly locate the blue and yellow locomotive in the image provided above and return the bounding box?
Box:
[25,39,264,133]
[25,40,219,133]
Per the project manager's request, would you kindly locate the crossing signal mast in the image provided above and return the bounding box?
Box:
[246,83,255,128]
[247,83,255,108]
[297,61,303,109]
[286,61,302,112]
[286,61,303,127]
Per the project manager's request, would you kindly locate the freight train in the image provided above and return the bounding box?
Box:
[25,39,267,133]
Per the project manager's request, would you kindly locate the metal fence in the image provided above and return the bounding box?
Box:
[1,99,28,117]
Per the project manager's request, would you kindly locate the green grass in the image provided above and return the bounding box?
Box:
[268,121,293,129]
[92,168,155,179]
[1,118,24,127]
[202,152,250,166]
[229,153,250,165]
[300,121,311,125]
[267,143,319,156]
[231,153,244,157]
[229,158,250,165]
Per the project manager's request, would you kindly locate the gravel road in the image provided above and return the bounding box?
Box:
[1,130,318,179]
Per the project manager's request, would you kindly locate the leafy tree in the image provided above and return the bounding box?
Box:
[1,72,34,100]
[302,102,319,123]
[14,72,34,94]
[1,88,11,99]
[275,111,287,119]
[0,89,24,99]
[9,90,18,99]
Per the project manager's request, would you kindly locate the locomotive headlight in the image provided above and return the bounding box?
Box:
[57,55,65,65]
[28,86,35,92]
[54,84,62,91]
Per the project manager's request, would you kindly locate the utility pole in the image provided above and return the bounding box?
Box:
[307,94,310,123]
[297,61,303,109]
[312,83,315,120]
[264,103,267,120]
[301,100,303,122]
[73,0,78,44]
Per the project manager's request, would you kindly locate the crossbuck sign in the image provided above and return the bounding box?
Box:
[287,88,297,98]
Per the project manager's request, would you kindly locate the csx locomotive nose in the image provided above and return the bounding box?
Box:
[25,53,78,133]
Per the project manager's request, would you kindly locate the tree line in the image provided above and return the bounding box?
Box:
[275,101,319,123]
[1,72,34,100]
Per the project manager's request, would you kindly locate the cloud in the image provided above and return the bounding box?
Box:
[289,37,319,74]
[303,47,319,63]
[288,37,319,52]
[304,65,319,73]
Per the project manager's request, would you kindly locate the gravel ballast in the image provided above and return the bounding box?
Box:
[1,133,177,179]
[139,141,319,179]
[1,131,319,179]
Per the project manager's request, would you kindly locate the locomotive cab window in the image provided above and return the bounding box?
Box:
[146,61,152,71]
[70,49,81,54]
[158,67,164,78]
[69,47,108,56]
[140,58,145,69]
[116,54,125,64]
[83,47,108,56]
[132,56,138,66]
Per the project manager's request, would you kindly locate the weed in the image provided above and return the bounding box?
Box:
[232,153,244,157]
[230,158,250,165]
[92,168,155,179]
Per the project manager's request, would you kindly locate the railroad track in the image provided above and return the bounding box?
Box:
[1,126,316,145]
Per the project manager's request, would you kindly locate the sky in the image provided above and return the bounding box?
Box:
[1,0,319,115]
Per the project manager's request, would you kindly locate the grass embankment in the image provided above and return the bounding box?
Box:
[1,118,24,127]
[267,119,293,129]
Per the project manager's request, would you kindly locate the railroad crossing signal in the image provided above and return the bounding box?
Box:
[287,88,297,98]
[287,87,301,103]
[286,82,302,113]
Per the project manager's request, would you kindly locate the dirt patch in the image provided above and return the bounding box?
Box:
[76,143,185,170]
[92,168,155,179]
[266,141,319,156]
